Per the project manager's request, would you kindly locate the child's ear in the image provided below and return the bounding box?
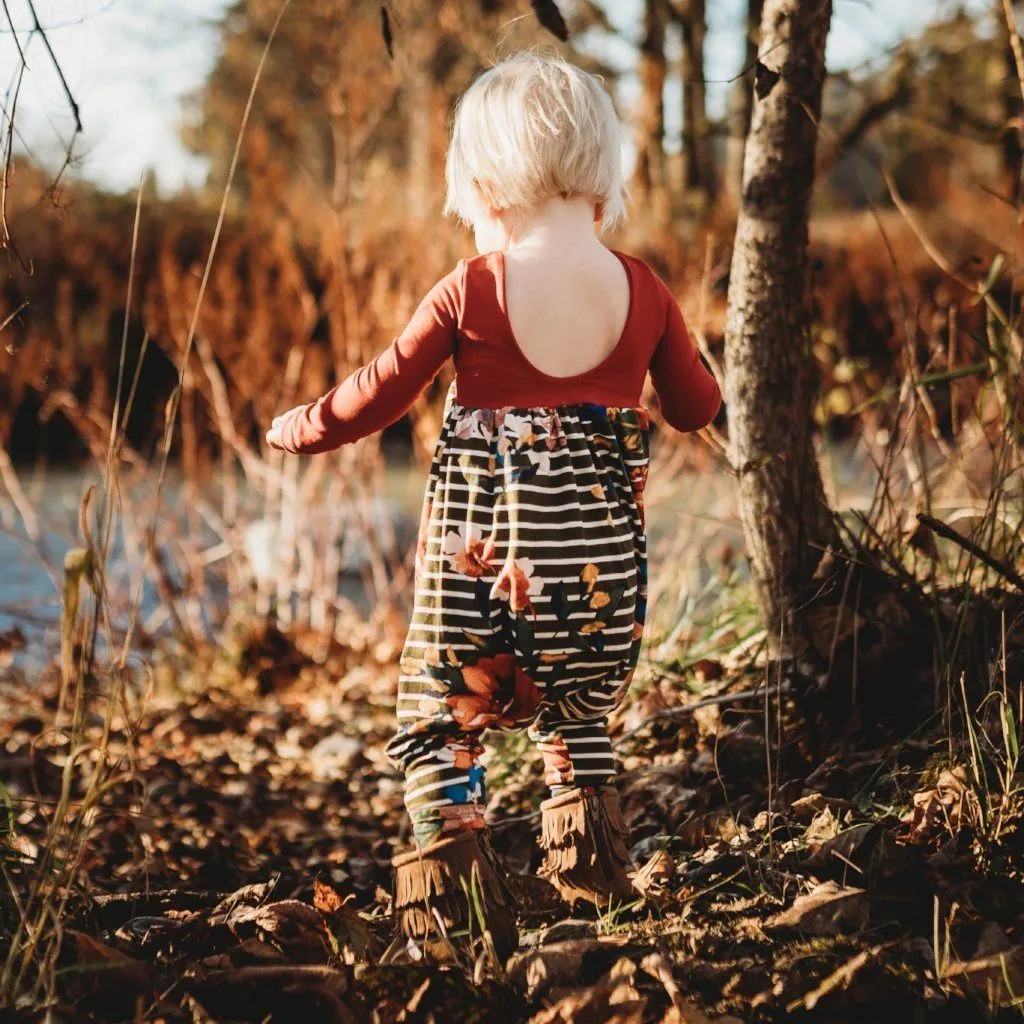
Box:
[593,201,605,226]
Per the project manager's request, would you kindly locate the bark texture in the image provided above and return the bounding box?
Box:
[633,0,670,222]
[723,0,839,647]
[725,0,763,203]
[997,0,1024,194]
[676,0,714,198]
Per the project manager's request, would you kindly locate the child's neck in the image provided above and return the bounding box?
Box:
[504,197,600,254]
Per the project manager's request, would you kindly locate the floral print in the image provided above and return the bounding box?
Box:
[414,498,433,587]
[388,395,650,846]
[453,407,498,441]
[537,734,573,788]
[446,652,542,730]
[443,524,497,578]
[491,556,544,616]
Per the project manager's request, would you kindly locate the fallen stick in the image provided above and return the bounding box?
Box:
[614,682,791,749]
[916,512,1024,592]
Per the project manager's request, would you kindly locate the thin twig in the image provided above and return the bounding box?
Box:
[24,0,82,132]
[614,683,792,749]
[916,512,1024,592]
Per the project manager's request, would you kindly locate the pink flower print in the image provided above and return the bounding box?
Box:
[454,408,495,441]
[442,524,496,578]
[491,557,543,617]
[437,803,486,836]
[539,412,565,448]
[544,431,567,453]
[538,735,574,788]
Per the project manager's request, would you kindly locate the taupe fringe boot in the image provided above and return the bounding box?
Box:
[392,830,519,964]
[539,787,636,908]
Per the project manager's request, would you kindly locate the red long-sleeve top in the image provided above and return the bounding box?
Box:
[275,250,721,454]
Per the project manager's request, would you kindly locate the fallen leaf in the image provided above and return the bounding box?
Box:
[900,766,978,845]
[789,792,855,823]
[942,945,1024,1006]
[632,848,675,893]
[765,881,868,936]
[509,937,628,999]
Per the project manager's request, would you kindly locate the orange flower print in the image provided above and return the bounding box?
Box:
[611,668,636,707]
[491,557,543,616]
[503,665,542,726]
[442,524,496,578]
[433,744,480,771]
[503,413,536,446]
[538,736,574,787]
[629,465,649,528]
[447,693,500,731]
[446,653,542,731]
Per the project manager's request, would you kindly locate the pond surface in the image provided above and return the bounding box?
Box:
[1,440,881,669]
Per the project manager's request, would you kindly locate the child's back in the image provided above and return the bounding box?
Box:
[502,204,629,379]
[266,53,720,965]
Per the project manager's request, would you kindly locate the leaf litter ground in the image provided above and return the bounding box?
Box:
[1,622,1022,1023]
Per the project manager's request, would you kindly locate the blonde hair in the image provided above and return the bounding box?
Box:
[444,53,627,231]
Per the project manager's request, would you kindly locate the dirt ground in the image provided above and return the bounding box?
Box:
[1,619,1022,1024]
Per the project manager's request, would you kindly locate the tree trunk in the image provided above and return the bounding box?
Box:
[677,0,714,199]
[725,0,763,203]
[406,64,448,220]
[633,0,670,223]
[996,0,1023,194]
[722,0,839,649]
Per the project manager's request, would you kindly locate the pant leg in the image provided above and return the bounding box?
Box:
[387,714,488,847]
[529,710,617,795]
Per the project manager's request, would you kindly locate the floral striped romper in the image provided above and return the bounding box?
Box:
[273,250,721,847]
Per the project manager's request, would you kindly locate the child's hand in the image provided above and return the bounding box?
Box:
[265,408,300,451]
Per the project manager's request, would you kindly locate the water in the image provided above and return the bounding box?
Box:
[0,440,881,669]
[0,459,429,663]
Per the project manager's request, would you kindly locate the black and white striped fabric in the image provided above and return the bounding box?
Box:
[386,389,649,845]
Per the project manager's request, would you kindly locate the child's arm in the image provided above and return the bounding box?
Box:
[266,266,463,454]
[648,278,721,433]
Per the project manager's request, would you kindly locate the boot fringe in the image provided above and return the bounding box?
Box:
[540,797,589,851]
[600,789,631,863]
[392,831,517,962]
[538,786,635,907]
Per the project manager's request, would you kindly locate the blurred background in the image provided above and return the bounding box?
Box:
[0,0,1018,654]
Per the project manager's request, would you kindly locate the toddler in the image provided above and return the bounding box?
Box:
[267,53,720,963]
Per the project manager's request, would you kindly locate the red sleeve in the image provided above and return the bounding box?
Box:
[648,275,721,433]
[277,263,464,454]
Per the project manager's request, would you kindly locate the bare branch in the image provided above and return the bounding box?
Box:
[23,0,82,132]
[1,0,84,257]
[819,50,914,174]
